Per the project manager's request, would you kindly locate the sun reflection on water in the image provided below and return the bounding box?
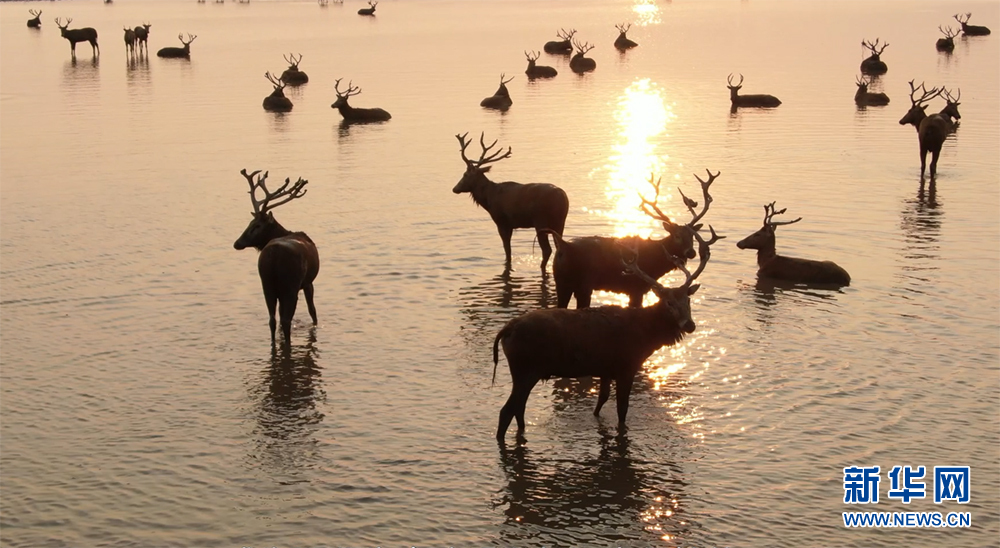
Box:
[632,0,662,26]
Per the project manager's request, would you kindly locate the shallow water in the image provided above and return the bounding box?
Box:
[1,0,998,546]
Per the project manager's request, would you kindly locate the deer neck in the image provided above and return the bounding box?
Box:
[257,218,292,250]
[633,305,687,352]
[468,175,497,210]
[756,243,777,266]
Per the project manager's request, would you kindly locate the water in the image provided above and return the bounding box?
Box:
[2,0,998,546]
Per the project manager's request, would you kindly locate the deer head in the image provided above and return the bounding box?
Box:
[179,33,197,48]
[862,38,889,60]
[265,72,286,95]
[28,9,42,22]
[639,170,721,261]
[736,202,801,252]
[571,38,595,57]
[939,25,959,41]
[941,87,962,120]
[234,169,309,251]
[524,50,540,67]
[953,13,971,26]
[331,78,362,109]
[283,53,302,71]
[453,132,511,193]
[898,80,941,128]
[54,17,72,32]
[615,23,631,36]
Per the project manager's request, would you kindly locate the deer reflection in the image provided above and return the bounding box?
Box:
[494,430,690,544]
[245,329,325,480]
[897,179,942,282]
[458,268,552,359]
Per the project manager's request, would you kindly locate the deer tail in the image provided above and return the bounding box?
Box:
[492,324,511,387]
[540,228,566,249]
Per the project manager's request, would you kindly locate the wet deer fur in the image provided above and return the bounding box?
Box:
[552,170,720,309]
[524,51,557,79]
[262,72,293,112]
[157,33,196,58]
[569,39,596,74]
[233,169,319,346]
[954,13,991,36]
[330,78,391,123]
[452,132,569,270]
[544,28,576,54]
[727,73,781,108]
[854,74,889,106]
[860,38,889,75]
[736,202,850,286]
[936,25,959,52]
[280,53,309,85]
[55,18,100,59]
[480,73,514,111]
[492,228,722,443]
[614,23,638,50]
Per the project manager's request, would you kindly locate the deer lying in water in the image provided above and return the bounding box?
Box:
[544,28,576,54]
[854,74,889,106]
[954,13,991,36]
[552,170,720,308]
[493,227,722,443]
[614,23,638,50]
[898,80,950,180]
[936,25,959,52]
[134,22,151,56]
[524,51,557,79]
[480,73,514,111]
[233,169,319,346]
[569,39,596,73]
[280,53,308,85]
[860,38,889,75]
[727,73,781,108]
[55,18,100,60]
[330,79,391,123]
[124,27,136,57]
[358,1,376,16]
[157,33,196,58]
[262,72,293,112]
[27,9,42,28]
[452,132,569,270]
[736,202,850,286]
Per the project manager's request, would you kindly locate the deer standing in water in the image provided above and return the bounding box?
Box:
[493,227,722,443]
[898,80,949,180]
[854,74,889,107]
[938,87,962,133]
[452,132,569,271]
[55,18,100,60]
[134,23,151,56]
[727,73,781,108]
[613,23,638,50]
[936,25,959,52]
[524,51,557,79]
[569,39,596,73]
[544,28,576,54]
[736,202,850,286]
[157,34,196,58]
[27,10,42,28]
[552,170,720,309]
[233,169,319,347]
[480,73,514,111]
[860,38,889,75]
[262,72,293,112]
[358,1,376,16]
[330,79,391,123]
[280,53,308,85]
[954,13,991,36]
[123,27,136,57]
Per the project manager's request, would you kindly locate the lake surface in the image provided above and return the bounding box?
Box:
[2,0,998,546]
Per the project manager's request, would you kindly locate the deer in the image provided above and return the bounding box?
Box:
[54,18,100,60]
[854,74,889,107]
[134,22,151,56]
[330,78,391,123]
[157,34,196,58]
[938,87,962,133]
[936,25,959,52]
[860,38,889,75]
[480,73,514,111]
[543,28,576,54]
[613,23,638,50]
[736,202,850,286]
[452,132,569,271]
[233,169,319,347]
[954,13,991,36]
[358,1,376,16]
[551,170,720,309]
[524,51,557,79]
[123,27,136,57]
[27,9,42,28]
[569,39,596,74]
[492,226,722,443]
[262,72,293,112]
[319,0,329,6]
[727,73,781,108]
[279,53,308,85]
[898,80,948,180]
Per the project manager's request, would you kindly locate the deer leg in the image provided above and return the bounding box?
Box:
[929,149,940,180]
[575,289,593,309]
[263,289,279,346]
[303,282,318,325]
[919,143,928,179]
[627,292,644,308]
[556,281,573,308]
[615,372,635,425]
[497,225,514,266]
[278,291,299,345]
[535,228,553,271]
[497,376,538,443]
[594,377,611,416]
[93,40,100,57]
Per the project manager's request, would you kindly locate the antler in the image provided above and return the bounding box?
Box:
[855,74,867,87]
[456,132,512,168]
[525,50,540,62]
[906,80,942,107]
[681,169,720,229]
[29,9,40,16]
[954,13,970,25]
[762,202,802,227]
[862,38,889,55]
[499,73,514,85]
[283,53,302,67]
[619,242,668,292]
[265,71,284,89]
[240,168,308,215]
[557,28,576,40]
[943,86,961,103]
[616,23,631,33]
[334,78,363,99]
[572,38,595,54]
[182,34,197,45]
[620,224,724,289]
[685,225,724,283]
[939,25,959,39]
[727,73,744,87]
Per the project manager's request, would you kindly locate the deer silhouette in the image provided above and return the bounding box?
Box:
[480,73,514,111]
[453,132,569,270]
[133,22,151,56]
[727,73,781,108]
[157,33,196,58]
[279,53,308,85]
[613,23,638,50]
[936,25,959,52]
[55,18,99,60]
[233,169,319,347]
[330,78,391,123]
[263,72,293,112]
[854,74,889,107]
[123,27,136,57]
[898,80,949,180]
[544,28,576,54]
[736,202,850,286]
[524,51,557,79]
[954,13,991,36]
[938,87,962,133]
[569,39,596,74]
[860,38,889,75]
[358,1,376,16]
[27,9,42,28]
